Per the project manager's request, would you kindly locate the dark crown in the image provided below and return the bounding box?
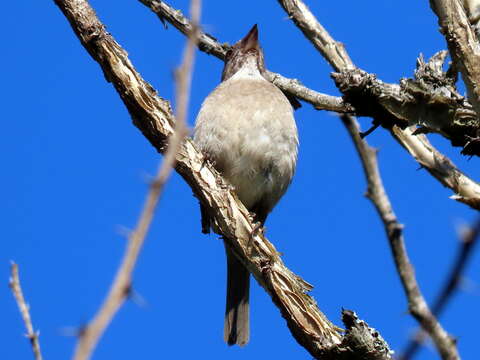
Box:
[221,24,266,81]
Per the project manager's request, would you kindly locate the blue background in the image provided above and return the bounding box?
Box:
[2,1,478,359]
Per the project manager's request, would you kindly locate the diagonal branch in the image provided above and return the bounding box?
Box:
[430,0,480,117]
[392,126,480,210]
[70,1,200,359]
[341,115,459,360]
[277,0,354,72]
[9,263,43,360]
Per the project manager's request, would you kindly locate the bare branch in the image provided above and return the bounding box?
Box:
[332,54,480,157]
[277,0,354,72]
[9,262,43,360]
[138,0,353,113]
[430,0,480,117]
[70,1,200,359]
[462,0,480,39]
[53,0,397,358]
[392,126,480,209]
[401,216,480,360]
[341,115,459,360]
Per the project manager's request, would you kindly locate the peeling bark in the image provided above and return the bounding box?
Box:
[333,52,480,155]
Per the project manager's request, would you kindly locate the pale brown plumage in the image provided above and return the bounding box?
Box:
[193,24,298,346]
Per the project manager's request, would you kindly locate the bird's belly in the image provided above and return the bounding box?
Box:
[224,132,296,211]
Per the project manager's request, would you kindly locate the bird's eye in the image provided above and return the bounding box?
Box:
[225,49,233,60]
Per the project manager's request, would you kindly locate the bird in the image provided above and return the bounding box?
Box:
[193,24,298,346]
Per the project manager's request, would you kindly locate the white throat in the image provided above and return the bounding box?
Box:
[229,58,263,81]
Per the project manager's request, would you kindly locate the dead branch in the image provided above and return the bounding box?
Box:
[341,115,459,360]
[430,0,480,118]
[9,262,43,360]
[332,53,480,156]
[277,0,354,72]
[391,126,480,210]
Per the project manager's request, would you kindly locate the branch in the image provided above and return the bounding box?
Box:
[391,126,480,210]
[70,1,200,359]
[462,0,480,40]
[401,216,480,359]
[430,0,480,117]
[54,0,395,358]
[341,115,459,360]
[277,0,354,72]
[9,262,43,360]
[138,0,353,113]
[332,53,480,157]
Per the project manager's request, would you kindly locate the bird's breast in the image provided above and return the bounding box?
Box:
[194,78,298,212]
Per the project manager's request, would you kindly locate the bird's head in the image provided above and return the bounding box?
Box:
[221,24,266,81]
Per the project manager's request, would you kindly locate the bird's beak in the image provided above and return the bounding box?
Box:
[239,24,259,52]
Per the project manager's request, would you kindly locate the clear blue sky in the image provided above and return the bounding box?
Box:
[2,1,478,359]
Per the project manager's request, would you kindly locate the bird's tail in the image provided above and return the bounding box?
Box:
[224,244,250,346]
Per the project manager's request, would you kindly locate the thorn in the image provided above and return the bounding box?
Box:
[360,122,380,138]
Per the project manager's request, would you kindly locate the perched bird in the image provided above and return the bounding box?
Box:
[193,24,298,346]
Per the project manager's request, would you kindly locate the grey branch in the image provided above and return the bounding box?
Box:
[138,0,352,113]
[277,0,354,72]
[430,0,480,118]
[276,0,460,359]
[9,262,43,360]
[462,0,480,40]
[332,52,480,157]
[69,1,200,359]
[341,116,459,360]
[392,126,480,210]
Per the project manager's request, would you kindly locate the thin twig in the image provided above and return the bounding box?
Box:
[70,2,200,360]
[275,0,460,358]
[9,262,43,360]
[401,216,480,360]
